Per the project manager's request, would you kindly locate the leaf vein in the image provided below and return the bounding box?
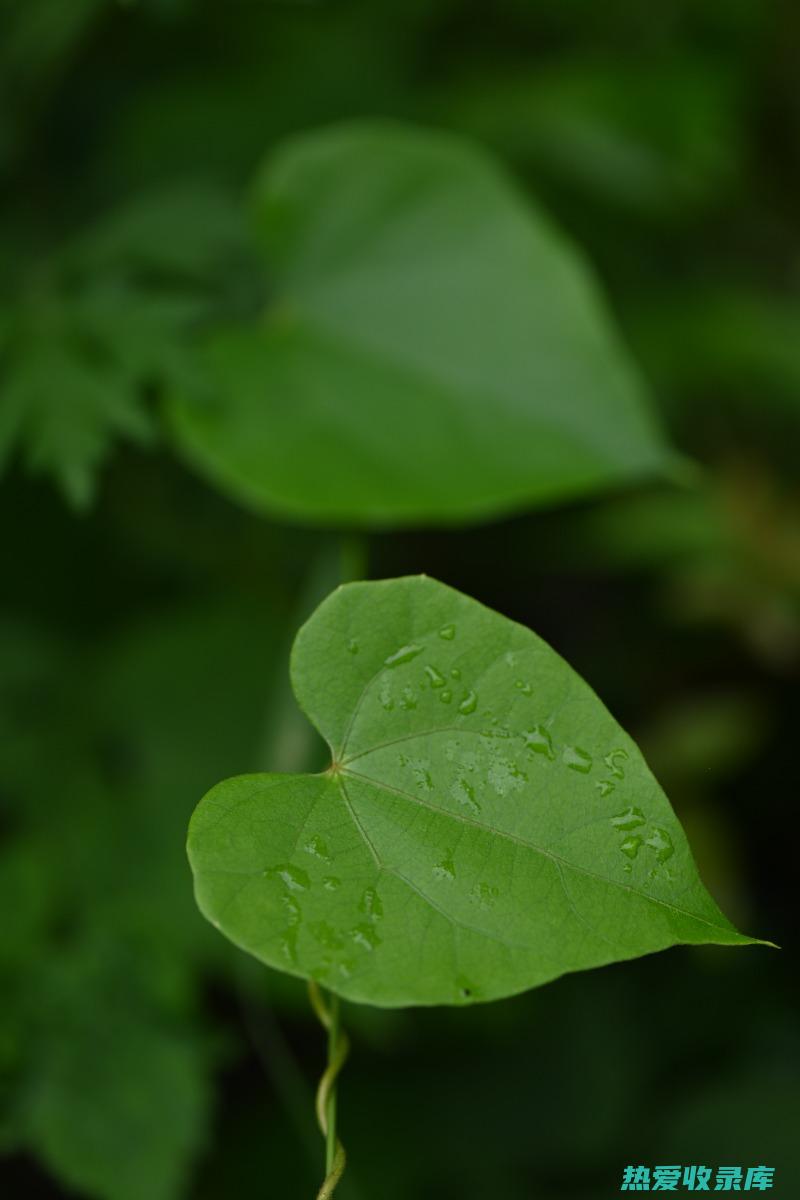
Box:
[341,766,736,937]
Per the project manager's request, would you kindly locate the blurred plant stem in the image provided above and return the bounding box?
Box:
[257,534,369,774]
[339,533,369,584]
[247,534,366,1196]
[235,960,320,1172]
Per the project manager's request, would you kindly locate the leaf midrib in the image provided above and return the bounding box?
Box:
[323,603,736,939]
[339,764,737,939]
[276,305,644,473]
[337,775,566,960]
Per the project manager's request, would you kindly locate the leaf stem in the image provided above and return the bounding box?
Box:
[339,533,368,583]
[308,981,349,1198]
[325,993,339,1174]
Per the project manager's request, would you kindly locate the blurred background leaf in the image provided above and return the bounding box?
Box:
[169,120,671,525]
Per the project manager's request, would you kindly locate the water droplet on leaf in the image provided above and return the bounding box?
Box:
[280,931,298,963]
[523,725,554,760]
[610,807,645,831]
[433,852,456,881]
[472,882,499,908]
[303,835,331,862]
[604,748,629,779]
[279,900,301,963]
[645,827,674,862]
[359,887,384,921]
[450,776,480,814]
[384,643,423,668]
[350,924,381,951]
[425,665,446,688]
[268,864,311,892]
[563,745,592,773]
[456,975,477,1001]
[310,921,344,950]
[399,755,433,791]
[488,757,528,795]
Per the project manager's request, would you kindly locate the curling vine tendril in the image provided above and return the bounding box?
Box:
[308,981,349,1198]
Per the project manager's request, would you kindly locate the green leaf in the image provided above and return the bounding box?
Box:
[70,180,247,281]
[435,54,741,218]
[0,343,154,508]
[169,121,672,527]
[23,947,211,1200]
[627,287,800,412]
[0,181,249,507]
[188,576,763,1008]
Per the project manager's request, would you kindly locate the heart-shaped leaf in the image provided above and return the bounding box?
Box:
[169,121,673,527]
[187,576,762,1007]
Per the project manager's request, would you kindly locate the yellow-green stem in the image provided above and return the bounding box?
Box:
[309,981,349,1199]
[325,994,339,1173]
